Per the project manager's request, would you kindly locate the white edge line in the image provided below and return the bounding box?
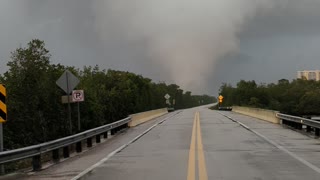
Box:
[218,112,320,174]
[250,129,320,174]
[70,111,181,180]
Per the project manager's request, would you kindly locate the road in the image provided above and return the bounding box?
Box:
[15,106,320,180]
[77,107,320,180]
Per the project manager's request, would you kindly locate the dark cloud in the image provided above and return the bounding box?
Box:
[240,0,320,39]
[1,0,320,95]
[212,0,320,94]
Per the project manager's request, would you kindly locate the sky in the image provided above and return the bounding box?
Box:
[0,0,320,96]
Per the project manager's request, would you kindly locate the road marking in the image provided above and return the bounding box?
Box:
[187,112,208,180]
[197,113,208,180]
[187,112,197,180]
[218,112,320,174]
[71,112,181,180]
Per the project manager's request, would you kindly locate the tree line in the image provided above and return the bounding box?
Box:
[0,39,216,149]
[219,78,320,116]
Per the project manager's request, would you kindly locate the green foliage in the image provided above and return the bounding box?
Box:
[0,39,215,148]
[219,78,320,116]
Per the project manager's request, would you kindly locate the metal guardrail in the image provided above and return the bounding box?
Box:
[276,113,320,135]
[0,117,131,171]
[276,113,320,129]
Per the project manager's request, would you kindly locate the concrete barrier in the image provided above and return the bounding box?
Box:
[128,108,168,127]
[232,106,280,124]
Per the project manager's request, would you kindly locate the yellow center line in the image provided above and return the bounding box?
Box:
[187,112,197,180]
[187,112,208,180]
[197,112,208,180]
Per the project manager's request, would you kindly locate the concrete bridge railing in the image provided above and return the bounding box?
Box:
[129,108,168,127]
[232,106,280,124]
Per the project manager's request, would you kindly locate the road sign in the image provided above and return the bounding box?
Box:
[72,90,84,102]
[0,84,6,123]
[164,94,171,100]
[56,70,80,94]
[218,95,224,100]
[61,95,74,104]
[56,70,80,135]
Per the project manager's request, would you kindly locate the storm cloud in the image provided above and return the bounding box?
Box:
[1,0,320,95]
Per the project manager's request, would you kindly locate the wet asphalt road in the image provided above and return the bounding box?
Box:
[82,107,320,180]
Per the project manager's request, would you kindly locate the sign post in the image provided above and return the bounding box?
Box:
[56,70,80,134]
[0,84,7,174]
[72,90,84,132]
[164,94,171,106]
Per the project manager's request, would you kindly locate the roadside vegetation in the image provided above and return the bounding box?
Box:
[219,79,320,116]
[0,39,216,149]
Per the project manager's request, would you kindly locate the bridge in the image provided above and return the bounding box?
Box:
[1,105,320,179]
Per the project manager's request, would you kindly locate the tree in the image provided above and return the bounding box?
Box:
[218,78,320,116]
[0,39,215,148]
[3,39,63,146]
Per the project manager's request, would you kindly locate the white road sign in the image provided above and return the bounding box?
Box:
[72,90,84,102]
[56,70,80,94]
[164,94,171,100]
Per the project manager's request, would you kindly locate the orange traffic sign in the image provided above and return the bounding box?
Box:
[218,95,223,100]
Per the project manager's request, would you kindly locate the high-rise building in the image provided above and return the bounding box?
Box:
[297,70,320,81]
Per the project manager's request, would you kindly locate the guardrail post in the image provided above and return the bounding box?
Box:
[285,121,290,126]
[297,124,302,130]
[87,138,92,148]
[96,135,101,143]
[63,146,70,158]
[103,132,108,139]
[32,155,42,171]
[111,129,115,135]
[315,129,320,137]
[306,126,312,132]
[76,142,82,153]
[52,149,60,163]
[121,124,127,130]
[289,122,293,127]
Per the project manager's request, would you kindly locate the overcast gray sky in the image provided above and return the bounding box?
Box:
[1,0,320,95]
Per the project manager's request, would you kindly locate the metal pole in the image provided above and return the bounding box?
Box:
[77,102,80,132]
[0,124,4,174]
[66,72,72,135]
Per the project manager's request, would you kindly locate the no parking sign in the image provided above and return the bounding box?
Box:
[72,90,84,102]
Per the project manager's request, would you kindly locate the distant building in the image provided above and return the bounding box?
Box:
[297,70,320,81]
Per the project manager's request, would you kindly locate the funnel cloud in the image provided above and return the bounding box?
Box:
[93,0,273,92]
